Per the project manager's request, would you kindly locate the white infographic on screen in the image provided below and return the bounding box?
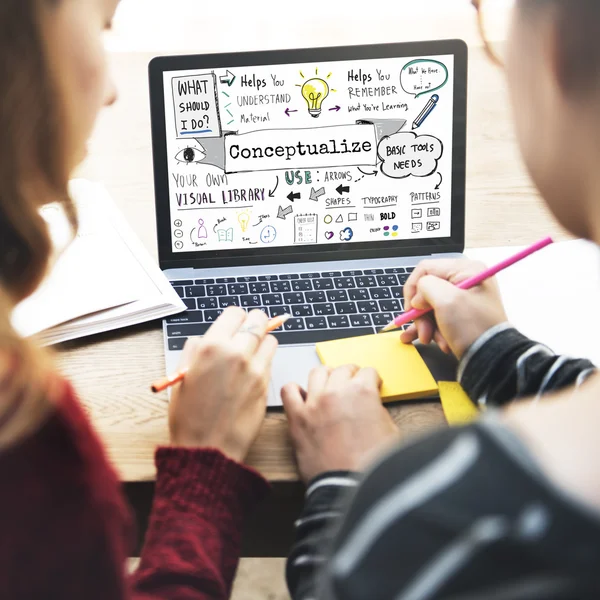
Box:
[164,54,454,253]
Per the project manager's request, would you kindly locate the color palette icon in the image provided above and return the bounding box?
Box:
[384,225,399,238]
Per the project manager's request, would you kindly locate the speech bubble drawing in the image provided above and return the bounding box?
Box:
[378,131,443,179]
[401,60,448,98]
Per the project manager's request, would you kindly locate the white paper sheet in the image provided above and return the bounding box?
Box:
[467,239,600,366]
[11,180,185,343]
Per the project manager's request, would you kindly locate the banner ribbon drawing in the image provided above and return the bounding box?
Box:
[189,119,407,174]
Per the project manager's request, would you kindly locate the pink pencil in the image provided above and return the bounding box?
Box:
[379,236,554,333]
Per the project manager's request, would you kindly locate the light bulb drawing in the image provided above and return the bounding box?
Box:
[237,211,250,233]
[296,68,336,118]
[301,78,330,118]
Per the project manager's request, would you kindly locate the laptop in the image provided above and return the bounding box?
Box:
[148,40,467,406]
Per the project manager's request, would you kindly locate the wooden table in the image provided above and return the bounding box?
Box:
[57,45,568,554]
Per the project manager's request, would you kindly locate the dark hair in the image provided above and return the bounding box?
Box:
[0,0,76,440]
[522,0,600,94]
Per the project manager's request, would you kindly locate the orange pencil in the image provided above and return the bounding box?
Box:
[151,313,290,393]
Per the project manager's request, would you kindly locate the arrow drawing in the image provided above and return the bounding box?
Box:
[435,173,443,190]
[309,187,326,201]
[219,70,236,86]
[356,166,380,182]
[329,105,341,112]
[336,184,350,195]
[285,108,298,117]
[268,176,279,198]
[287,191,301,202]
[277,205,293,220]
[358,166,378,176]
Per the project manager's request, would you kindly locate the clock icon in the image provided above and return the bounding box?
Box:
[260,225,277,244]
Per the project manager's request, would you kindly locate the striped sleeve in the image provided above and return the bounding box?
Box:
[286,472,360,600]
[458,323,596,408]
[288,424,600,600]
[287,326,598,599]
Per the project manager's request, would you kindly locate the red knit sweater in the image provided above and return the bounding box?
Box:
[0,378,270,599]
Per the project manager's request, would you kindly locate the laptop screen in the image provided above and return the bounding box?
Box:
[151,42,466,268]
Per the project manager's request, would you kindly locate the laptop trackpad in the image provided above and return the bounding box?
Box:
[268,345,321,407]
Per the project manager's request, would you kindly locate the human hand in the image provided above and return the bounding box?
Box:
[400,259,508,358]
[281,365,399,483]
[169,307,278,462]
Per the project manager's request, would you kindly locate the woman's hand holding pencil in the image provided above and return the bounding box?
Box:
[162,307,286,462]
[154,239,552,462]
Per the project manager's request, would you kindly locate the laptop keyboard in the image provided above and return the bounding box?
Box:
[165,266,415,350]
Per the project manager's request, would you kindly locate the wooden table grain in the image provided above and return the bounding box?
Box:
[60,46,568,484]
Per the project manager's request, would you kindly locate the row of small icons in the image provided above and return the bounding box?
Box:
[411,205,440,234]
[412,207,440,219]
[412,221,440,234]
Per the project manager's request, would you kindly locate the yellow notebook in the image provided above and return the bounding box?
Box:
[438,381,480,426]
[316,333,438,403]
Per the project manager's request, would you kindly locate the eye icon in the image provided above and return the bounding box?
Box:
[175,144,206,164]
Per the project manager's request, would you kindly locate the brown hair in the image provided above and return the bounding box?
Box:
[0,0,76,445]
[521,0,600,95]
[0,0,76,300]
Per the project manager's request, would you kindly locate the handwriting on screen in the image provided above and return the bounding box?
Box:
[400,60,448,98]
[166,54,455,252]
[172,74,222,138]
[379,132,443,179]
